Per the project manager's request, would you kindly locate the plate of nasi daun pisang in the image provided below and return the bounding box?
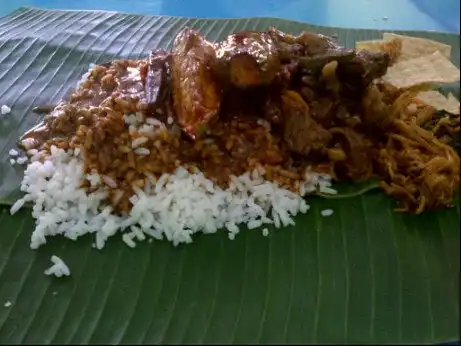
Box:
[0,8,459,345]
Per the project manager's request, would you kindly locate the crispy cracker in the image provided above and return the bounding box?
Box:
[355,38,402,64]
[382,33,452,61]
[382,51,460,89]
[415,91,460,114]
[356,39,387,52]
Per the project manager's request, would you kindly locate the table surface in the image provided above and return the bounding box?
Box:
[0,0,460,34]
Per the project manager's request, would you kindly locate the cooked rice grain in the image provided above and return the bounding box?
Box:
[1,105,11,115]
[11,147,318,249]
[44,255,71,277]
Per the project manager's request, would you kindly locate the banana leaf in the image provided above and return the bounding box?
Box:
[0,7,459,344]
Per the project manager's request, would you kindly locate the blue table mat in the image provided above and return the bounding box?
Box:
[0,0,460,33]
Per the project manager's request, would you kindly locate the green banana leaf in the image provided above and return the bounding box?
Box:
[0,7,459,344]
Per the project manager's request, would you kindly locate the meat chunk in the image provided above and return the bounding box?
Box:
[281,90,331,155]
[145,49,171,106]
[171,27,221,139]
[296,33,390,86]
[215,31,281,88]
[269,28,356,69]
[264,97,283,125]
[267,27,305,61]
[269,28,391,87]
[337,50,391,87]
[329,127,374,180]
[297,31,356,62]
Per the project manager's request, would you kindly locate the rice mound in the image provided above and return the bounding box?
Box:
[11,145,329,249]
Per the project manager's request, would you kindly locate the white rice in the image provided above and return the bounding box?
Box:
[122,233,136,248]
[8,149,18,157]
[321,209,334,217]
[319,185,337,195]
[248,219,263,229]
[131,225,146,241]
[44,255,70,277]
[135,148,150,155]
[11,145,331,250]
[1,105,11,115]
[10,198,26,215]
[124,113,137,126]
[27,149,39,156]
[102,175,117,188]
[146,117,163,126]
[16,157,28,165]
[86,172,101,187]
[131,137,148,148]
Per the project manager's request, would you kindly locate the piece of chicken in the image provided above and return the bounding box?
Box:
[282,90,332,156]
[214,31,281,88]
[171,27,222,139]
[268,27,356,67]
[269,27,391,86]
